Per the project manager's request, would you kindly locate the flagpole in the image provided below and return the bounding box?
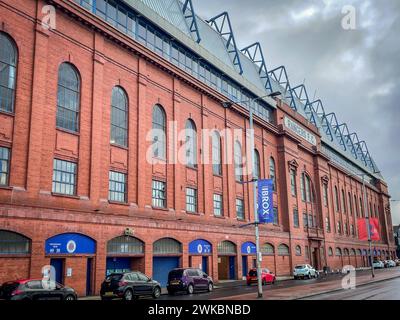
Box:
[361,174,375,278]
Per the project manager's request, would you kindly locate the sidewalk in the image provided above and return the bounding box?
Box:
[214,268,400,300]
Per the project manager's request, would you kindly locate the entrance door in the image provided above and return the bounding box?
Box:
[86,258,93,296]
[202,256,208,274]
[50,259,64,284]
[242,256,248,277]
[229,256,236,280]
[106,257,131,276]
[153,257,180,287]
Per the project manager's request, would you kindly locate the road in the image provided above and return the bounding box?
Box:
[301,277,400,300]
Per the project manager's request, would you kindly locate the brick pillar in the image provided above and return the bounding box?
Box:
[144,242,153,278]
[94,241,106,295]
[182,242,189,268]
[212,243,219,282]
[201,99,211,216]
[29,240,48,279]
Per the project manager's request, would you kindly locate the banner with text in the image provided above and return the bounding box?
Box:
[358,218,380,241]
[257,179,274,224]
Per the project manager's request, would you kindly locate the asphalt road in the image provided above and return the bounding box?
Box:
[301,277,400,300]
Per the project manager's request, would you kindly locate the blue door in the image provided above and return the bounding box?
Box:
[50,258,64,284]
[229,256,235,280]
[153,257,180,287]
[86,258,93,296]
[106,257,131,276]
[202,256,208,274]
[242,256,248,277]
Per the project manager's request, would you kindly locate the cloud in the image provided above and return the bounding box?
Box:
[194,0,400,225]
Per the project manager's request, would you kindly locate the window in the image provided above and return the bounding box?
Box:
[303,213,308,227]
[290,169,296,196]
[305,174,311,202]
[152,105,166,158]
[278,244,289,256]
[186,187,197,213]
[300,174,305,201]
[107,236,143,254]
[254,149,261,180]
[348,192,353,216]
[56,63,80,132]
[337,221,341,234]
[334,186,340,212]
[213,194,223,216]
[336,248,342,256]
[350,225,354,236]
[234,141,243,182]
[0,147,10,186]
[341,189,346,213]
[273,207,279,225]
[293,208,299,228]
[325,216,331,232]
[0,230,30,254]
[52,159,77,195]
[269,157,276,191]
[0,33,17,113]
[344,222,348,235]
[185,120,197,167]
[354,195,359,217]
[305,246,309,259]
[328,247,333,256]
[212,131,222,175]
[152,180,166,208]
[236,198,244,220]
[295,245,301,256]
[261,243,274,255]
[108,171,127,203]
[323,184,328,207]
[308,214,313,228]
[110,87,128,146]
[359,197,363,217]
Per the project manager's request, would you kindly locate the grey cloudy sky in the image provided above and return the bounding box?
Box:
[194,0,400,224]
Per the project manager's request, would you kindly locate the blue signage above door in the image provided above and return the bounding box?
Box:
[241,242,256,255]
[188,239,212,254]
[45,233,96,255]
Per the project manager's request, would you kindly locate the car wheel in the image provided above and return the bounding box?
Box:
[124,289,134,301]
[187,284,194,295]
[207,283,213,292]
[308,273,311,279]
[152,286,161,299]
[272,278,276,284]
[64,295,76,301]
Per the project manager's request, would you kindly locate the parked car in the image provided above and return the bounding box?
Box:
[246,268,276,286]
[100,272,161,301]
[0,279,77,300]
[167,268,213,295]
[293,264,318,279]
[395,259,400,266]
[386,260,396,268]
[372,260,385,269]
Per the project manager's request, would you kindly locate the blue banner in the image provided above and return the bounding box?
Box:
[188,239,212,254]
[45,233,96,255]
[241,242,256,255]
[257,179,274,223]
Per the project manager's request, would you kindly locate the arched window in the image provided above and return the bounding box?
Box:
[110,86,128,147]
[0,230,30,254]
[107,236,144,254]
[348,192,353,215]
[334,186,340,212]
[336,248,342,256]
[153,238,182,254]
[328,247,333,256]
[152,105,166,158]
[350,249,356,256]
[278,244,289,256]
[234,141,243,182]
[344,248,349,256]
[217,240,237,254]
[295,245,301,256]
[0,33,17,113]
[253,149,260,180]
[185,119,197,167]
[359,197,363,217]
[356,249,362,256]
[56,62,80,132]
[261,243,274,255]
[354,195,358,217]
[212,131,222,175]
[269,157,276,191]
[341,189,346,213]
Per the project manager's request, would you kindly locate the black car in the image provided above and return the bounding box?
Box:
[100,272,161,301]
[0,279,77,300]
[167,268,213,295]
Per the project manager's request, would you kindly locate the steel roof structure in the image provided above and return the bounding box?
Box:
[117,0,382,180]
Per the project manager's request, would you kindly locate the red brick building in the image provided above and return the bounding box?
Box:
[0,0,396,296]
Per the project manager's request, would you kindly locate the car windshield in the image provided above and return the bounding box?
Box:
[295,265,306,269]
[106,274,123,282]
[1,282,20,293]
[249,270,257,276]
[168,270,184,280]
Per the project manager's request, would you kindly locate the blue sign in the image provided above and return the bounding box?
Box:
[257,179,274,223]
[189,239,212,254]
[241,242,256,255]
[45,233,96,255]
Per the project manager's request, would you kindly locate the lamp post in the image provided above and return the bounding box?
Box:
[348,173,375,278]
[223,91,280,299]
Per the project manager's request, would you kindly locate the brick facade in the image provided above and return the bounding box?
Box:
[0,0,396,296]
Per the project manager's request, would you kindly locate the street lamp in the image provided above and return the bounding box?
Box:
[347,172,375,278]
[223,91,280,299]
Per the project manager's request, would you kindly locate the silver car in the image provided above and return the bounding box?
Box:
[372,260,384,269]
[293,264,318,279]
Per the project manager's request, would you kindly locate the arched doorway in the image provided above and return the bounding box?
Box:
[260,243,275,273]
[217,240,237,280]
[241,242,256,278]
[152,238,182,287]
[106,236,144,276]
[0,230,31,284]
[188,239,212,274]
[45,233,96,296]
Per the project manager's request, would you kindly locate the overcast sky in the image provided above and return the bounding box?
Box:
[194,0,400,225]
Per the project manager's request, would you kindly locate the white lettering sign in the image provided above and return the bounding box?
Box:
[284,117,317,146]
